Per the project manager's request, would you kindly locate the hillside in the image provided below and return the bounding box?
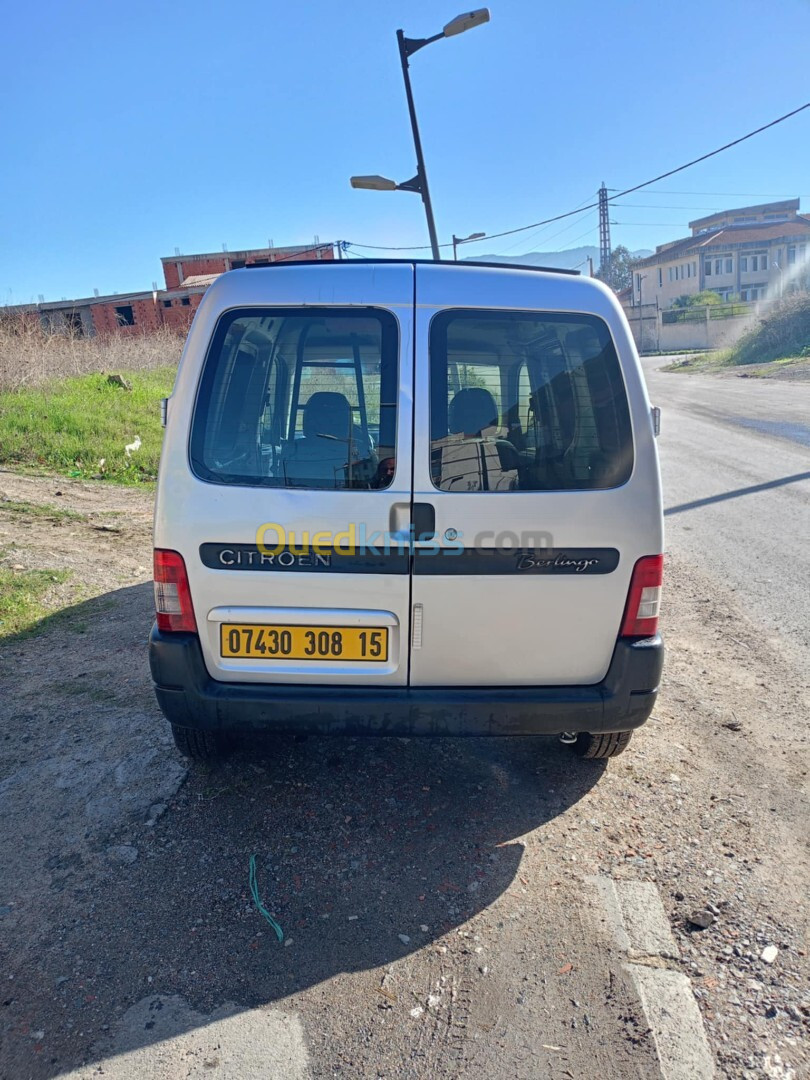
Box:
[462,245,652,271]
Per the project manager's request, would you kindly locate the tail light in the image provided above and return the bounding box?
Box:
[620,554,664,638]
[154,549,197,633]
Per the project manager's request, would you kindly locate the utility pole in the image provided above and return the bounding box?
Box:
[587,256,594,278]
[598,182,612,284]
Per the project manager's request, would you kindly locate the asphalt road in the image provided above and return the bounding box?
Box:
[642,359,810,672]
[1,365,808,1080]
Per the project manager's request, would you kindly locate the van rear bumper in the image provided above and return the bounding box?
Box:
[149,626,664,737]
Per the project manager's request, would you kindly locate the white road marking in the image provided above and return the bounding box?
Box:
[60,994,310,1079]
[591,876,716,1080]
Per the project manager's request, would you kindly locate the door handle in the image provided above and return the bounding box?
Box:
[412,502,435,541]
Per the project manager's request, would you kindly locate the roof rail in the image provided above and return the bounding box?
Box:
[243,258,580,277]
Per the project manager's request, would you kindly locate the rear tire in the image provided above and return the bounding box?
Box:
[574,730,633,759]
[171,724,228,762]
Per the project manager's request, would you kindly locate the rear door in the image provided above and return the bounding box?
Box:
[409,263,662,687]
[160,263,415,686]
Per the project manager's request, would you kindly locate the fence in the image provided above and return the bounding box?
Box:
[661,302,752,324]
[626,301,764,352]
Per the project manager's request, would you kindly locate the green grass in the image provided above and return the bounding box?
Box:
[661,352,734,373]
[0,566,71,639]
[664,295,810,374]
[0,498,86,522]
[728,295,810,366]
[0,366,176,484]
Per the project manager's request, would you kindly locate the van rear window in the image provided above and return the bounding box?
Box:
[429,310,634,492]
[190,308,399,489]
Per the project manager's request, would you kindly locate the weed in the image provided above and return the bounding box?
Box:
[0,499,86,523]
[0,318,183,392]
[0,567,72,639]
[0,367,176,484]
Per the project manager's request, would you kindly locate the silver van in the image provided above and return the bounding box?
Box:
[150,261,664,762]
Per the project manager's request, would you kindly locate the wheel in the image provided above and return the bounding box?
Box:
[171,724,228,762]
[574,730,633,759]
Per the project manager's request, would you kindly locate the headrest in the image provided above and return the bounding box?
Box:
[449,387,499,435]
[302,392,352,440]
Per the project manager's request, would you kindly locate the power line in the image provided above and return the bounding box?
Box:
[489,222,599,261]
[622,189,809,198]
[473,102,810,246]
[492,206,595,257]
[613,221,699,227]
[260,243,339,265]
[616,203,724,210]
[346,101,810,252]
[493,194,595,255]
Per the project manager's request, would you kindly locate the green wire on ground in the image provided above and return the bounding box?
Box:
[249,854,284,943]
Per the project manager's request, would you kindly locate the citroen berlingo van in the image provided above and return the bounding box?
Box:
[150,260,664,762]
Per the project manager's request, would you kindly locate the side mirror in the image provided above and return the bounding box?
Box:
[651,406,661,437]
[161,397,169,428]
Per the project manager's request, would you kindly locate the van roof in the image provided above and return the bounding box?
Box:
[244,258,581,277]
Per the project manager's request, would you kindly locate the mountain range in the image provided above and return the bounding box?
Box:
[462,245,653,271]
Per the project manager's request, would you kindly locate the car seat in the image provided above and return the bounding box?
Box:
[281,391,354,487]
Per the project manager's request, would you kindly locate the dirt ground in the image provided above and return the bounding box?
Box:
[0,469,808,1079]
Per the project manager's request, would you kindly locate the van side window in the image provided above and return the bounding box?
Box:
[190,308,399,489]
[429,311,633,492]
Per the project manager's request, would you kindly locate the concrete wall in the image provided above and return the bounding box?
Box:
[624,304,660,352]
[626,303,762,352]
[38,306,95,337]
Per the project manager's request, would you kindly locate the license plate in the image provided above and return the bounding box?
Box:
[220,623,389,662]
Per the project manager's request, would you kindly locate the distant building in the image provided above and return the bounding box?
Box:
[4,242,335,337]
[630,200,810,309]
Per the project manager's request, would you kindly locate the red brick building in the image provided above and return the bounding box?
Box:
[9,242,335,337]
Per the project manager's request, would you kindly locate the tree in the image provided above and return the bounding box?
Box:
[672,290,723,308]
[595,246,639,293]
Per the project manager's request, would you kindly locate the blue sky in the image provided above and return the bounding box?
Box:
[3,0,810,302]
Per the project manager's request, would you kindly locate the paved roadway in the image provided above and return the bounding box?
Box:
[643,358,810,671]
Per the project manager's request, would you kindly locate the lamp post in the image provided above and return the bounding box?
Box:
[452,231,485,260]
[637,273,647,351]
[350,9,490,261]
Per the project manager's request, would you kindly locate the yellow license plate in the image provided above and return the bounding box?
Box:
[220,623,389,662]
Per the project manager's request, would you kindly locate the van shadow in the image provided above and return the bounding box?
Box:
[0,583,605,1076]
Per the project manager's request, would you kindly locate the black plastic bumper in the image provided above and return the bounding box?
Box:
[149,625,664,737]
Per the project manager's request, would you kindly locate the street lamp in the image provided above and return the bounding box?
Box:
[350,9,491,261]
[452,231,486,260]
[636,273,647,352]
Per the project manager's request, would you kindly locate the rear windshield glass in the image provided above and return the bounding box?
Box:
[429,310,633,492]
[190,308,399,489]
